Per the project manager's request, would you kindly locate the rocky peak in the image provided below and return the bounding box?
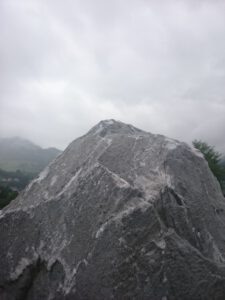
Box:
[88,119,143,137]
[0,121,225,300]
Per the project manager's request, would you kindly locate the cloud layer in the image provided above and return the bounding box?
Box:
[1,0,225,151]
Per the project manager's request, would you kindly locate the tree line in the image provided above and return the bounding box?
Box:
[193,140,225,195]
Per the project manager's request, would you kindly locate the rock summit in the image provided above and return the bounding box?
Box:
[1,120,225,299]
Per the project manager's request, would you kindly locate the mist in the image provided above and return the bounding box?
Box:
[1,0,225,151]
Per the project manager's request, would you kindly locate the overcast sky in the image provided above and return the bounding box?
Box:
[1,0,225,151]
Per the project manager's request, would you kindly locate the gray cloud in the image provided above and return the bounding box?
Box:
[1,0,225,151]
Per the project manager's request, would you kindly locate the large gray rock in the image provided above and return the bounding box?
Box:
[1,120,225,300]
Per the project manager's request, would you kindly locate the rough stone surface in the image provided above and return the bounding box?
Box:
[1,119,225,300]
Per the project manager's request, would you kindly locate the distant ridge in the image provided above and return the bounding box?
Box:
[0,137,62,173]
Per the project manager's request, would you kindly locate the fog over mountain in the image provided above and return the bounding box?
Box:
[0,137,61,173]
[0,0,225,151]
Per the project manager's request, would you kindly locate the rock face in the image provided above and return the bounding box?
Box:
[1,120,225,300]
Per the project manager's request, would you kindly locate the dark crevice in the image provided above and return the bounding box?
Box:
[0,258,43,300]
[18,258,44,300]
[169,189,184,206]
[0,258,65,300]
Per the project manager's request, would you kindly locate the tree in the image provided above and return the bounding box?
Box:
[193,140,225,193]
[0,186,18,209]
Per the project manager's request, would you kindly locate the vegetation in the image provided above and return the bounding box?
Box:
[0,137,61,209]
[193,140,225,194]
[0,168,36,209]
[0,186,18,209]
[0,168,35,190]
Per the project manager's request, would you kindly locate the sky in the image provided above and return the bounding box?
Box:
[0,0,225,151]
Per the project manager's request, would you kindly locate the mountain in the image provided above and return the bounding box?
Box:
[0,137,61,173]
[1,120,225,299]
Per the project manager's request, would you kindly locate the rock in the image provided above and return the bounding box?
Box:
[1,119,225,300]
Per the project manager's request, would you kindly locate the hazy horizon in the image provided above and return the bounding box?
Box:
[1,0,225,151]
